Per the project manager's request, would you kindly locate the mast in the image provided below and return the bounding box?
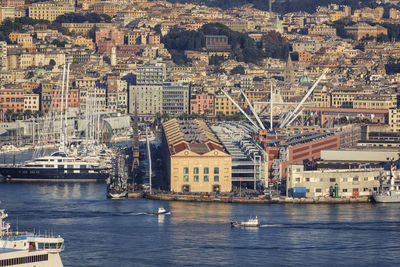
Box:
[64,63,70,148]
[270,83,273,132]
[59,64,66,151]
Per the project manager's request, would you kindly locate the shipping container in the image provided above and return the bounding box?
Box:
[293,187,306,193]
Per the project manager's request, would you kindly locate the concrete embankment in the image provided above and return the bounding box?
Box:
[129,193,372,204]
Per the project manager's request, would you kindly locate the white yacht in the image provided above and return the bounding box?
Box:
[0,151,109,182]
[0,207,64,266]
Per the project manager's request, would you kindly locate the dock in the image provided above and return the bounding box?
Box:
[128,192,372,204]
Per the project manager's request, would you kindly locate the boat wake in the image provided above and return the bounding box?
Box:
[260,224,284,227]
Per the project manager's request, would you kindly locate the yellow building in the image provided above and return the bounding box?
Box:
[28,2,75,22]
[0,7,15,23]
[214,93,241,116]
[24,93,40,112]
[9,32,34,49]
[162,119,232,193]
[353,94,397,109]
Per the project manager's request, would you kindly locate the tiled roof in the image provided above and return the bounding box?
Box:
[163,118,226,155]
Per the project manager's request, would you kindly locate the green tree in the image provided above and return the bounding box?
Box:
[230,65,245,75]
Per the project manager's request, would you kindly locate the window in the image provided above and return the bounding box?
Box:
[204,175,209,182]
[183,167,189,174]
[214,176,219,182]
[183,175,189,182]
[204,167,209,174]
[296,168,301,172]
[316,188,322,193]
[214,167,219,174]
[319,178,323,182]
[306,178,310,182]
[330,178,336,182]
[343,189,348,192]
[353,177,359,182]
[194,175,199,182]
[194,167,199,174]
[295,178,300,182]
[364,177,368,181]
[343,178,348,182]
[363,188,369,192]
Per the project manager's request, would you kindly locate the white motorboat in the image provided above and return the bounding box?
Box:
[231,217,260,228]
[154,207,170,215]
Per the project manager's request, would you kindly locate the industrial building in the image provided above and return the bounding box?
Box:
[287,164,382,198]
[162,119,232,193]
[211,122,268,189]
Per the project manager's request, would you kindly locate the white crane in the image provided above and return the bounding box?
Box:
[221,89,261,131]
[239,89,266,130]
[279,68,329,128]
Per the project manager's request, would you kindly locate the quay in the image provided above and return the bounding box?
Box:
[129,193,372,204]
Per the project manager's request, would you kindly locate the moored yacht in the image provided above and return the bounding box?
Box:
[0,151,109,182]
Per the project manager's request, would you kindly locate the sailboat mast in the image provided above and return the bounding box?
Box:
[59,64,66,148]
[64,63,70,148]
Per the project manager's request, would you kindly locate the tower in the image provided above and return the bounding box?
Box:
[110,46,116,66]
[284,53,295,84]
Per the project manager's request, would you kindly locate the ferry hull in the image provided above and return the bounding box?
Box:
[0,167,109,182]
[373,194,400,203]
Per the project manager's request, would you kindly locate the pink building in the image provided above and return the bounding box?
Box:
[95,28,124,54]
[190,92,214,115]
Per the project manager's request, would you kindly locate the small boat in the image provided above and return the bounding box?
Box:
[231,217,260,228]
[153,207,170,215]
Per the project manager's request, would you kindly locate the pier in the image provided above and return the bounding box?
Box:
[128,192,372,204]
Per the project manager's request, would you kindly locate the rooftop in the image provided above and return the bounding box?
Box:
[163,119,226,155]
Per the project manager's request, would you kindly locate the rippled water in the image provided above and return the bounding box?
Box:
[1,182,400,266]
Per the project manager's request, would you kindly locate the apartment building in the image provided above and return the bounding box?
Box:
[28,2,75,22]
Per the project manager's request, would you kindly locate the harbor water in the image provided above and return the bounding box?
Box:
[1,182,400,266]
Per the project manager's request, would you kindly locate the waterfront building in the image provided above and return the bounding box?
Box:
[287,164,382,198]
[162,83,189,116]
[162,119,232,193]
[129,61,166,116]
[28,2,75,22]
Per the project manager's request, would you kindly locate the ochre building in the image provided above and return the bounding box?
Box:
[162,119,232,193]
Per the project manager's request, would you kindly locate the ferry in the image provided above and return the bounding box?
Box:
[0,206,64,266]
[373,160,400,203]
[0,151,109,182]
[231,217,260,228]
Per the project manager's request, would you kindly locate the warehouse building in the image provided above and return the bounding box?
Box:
[162,119,232,193]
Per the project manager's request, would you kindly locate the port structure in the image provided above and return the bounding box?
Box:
[211,122,268,189]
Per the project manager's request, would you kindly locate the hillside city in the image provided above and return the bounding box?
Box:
[1,0,400,200]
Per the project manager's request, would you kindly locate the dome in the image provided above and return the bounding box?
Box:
[35,68,46,75]
[299,76,312,83]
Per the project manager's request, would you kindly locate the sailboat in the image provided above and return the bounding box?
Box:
[107,153,128,198]
[0,64,110,182]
